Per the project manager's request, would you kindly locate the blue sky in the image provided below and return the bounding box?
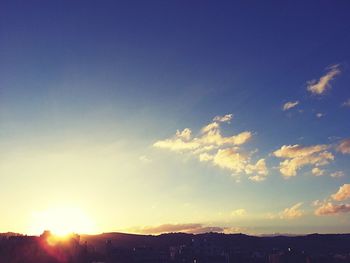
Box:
[1,1,350,235]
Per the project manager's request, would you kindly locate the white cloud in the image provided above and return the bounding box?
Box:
[282,101,299,111]
[201,129,252,147]
[213,114,233,123]
[273,144,328,158]
[153,135,200,152]
[336,139,350,154]
[154,117,252,153]
[331,184,350,201]
[154,115,267,182]
[312,167,324,176]
[176,128,192,141]
[199,152,214,162]
[212,148,248,174]
[316,113,324,118]
[279,202,304,219]
[205,149,268,181]
[307,64,341,95]
[273,144,334,177]
[245,159,268,182]
[201,122,220,134]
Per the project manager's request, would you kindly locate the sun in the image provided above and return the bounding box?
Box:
[29,206,96,236]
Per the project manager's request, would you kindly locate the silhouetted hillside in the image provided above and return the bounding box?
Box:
[80,232,350,254]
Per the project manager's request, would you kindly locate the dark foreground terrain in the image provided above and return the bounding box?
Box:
[1,231,350,263]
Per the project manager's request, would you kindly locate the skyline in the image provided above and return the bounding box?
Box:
[1,1,350,236]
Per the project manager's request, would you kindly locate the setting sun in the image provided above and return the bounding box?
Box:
[29,207,96,236]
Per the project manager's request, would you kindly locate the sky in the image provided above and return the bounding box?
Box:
[1,1,350,236]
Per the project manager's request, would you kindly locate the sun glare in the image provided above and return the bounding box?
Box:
[29,206,96,236]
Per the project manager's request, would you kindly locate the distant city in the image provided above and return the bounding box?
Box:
[1,231,350,263]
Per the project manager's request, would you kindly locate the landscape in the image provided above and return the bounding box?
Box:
[1,1,350,263]
[2,231,350,262]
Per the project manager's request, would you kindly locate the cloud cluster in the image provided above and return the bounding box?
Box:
[307,64,341,95]
[154,114,268,182]
[273,144,334,177]
[315,202,350,216]
[154,115,251,152]
[315,184,350,215]
[282,64,343,118]
[282,101,299,111]
[336,139,350,154]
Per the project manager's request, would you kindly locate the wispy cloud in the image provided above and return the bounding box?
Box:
[330,171,344,178]
[315,202,350,216]
[342,98,350,107]
[282,101,299,111]
[129,223,250,235]
[307,64,341,95]
[139,155,152,164]
[336,138,350,154]
[231,208,247,217]
[154,114,268,182]
[273,144,334,177]
[131,223,224,235]
[279,202,304,219]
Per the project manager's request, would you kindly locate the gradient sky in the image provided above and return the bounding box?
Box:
[1,1,350,235]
